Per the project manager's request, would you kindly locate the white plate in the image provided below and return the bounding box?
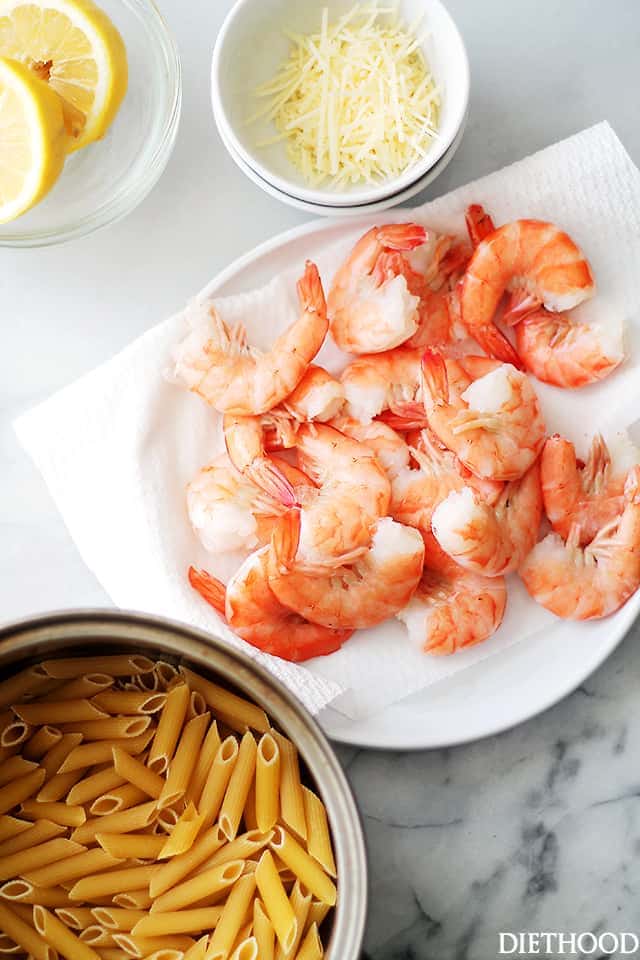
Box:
[216,111,468,216]
[204,214,640,751]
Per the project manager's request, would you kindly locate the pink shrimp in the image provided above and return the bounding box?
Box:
[188,555,352,663]
[170,260,328,415]
[541,433,637,543]
[520,466,640,620]
[223,411,300,504]
[418,350,546,481]
[397,560,507,655]
[431,462,542,576]
[460,215,595,365]
[268,510,424,631]
[340,347,424,424]
[327,223,428,353]
[281,364,344,422]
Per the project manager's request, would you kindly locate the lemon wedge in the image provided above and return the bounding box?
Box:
[0,56,66,222]
[0,0,128,151]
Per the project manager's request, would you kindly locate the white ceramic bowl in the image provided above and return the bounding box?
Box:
[218,103,468,216]
[212,0,469,208]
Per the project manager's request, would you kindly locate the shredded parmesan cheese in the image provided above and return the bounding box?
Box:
[250,4,440,188]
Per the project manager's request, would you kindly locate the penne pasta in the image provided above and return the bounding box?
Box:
[37,769,85,803]
[70,864,158,902]
[295,922,323,960]
[255,850,297,954]
[0,757,38,787]
[90,907,146,931]
[229,936,258,960]
[112,748,164,800]
[156,807,180,834]
[40,733,82,781]
[70,801,158,845]
[253,898,275,960]
[300,789,336,879]
[0,666,51,711]
[0,880,71,907]
[179,669,269,734]
[304,901,329,935]
[219,732,257,841]
[18,801,85,828]
[67,768,126,807]
[204,830,272,872]
[270,829,336,907]
[0,836,84,883]
[24,847,121,888]
[90,784,148,816]
[183,934,208,960]
[95,834,166,862]
[79,926,116,946]
[95,951,129,960]
[272,733,306,842]
[0,769,46,816]
[255,733,280,834]
[0,820,64,857]
[0,901,52,960]
[12,700,107,725]
[275,880,311,960]
[158,804,203,859]
[49,674,114,702]
[147,685,190,777]
[60,717,151,740]
[92,692,166,716]
[0,818,30,843]
[112,934,194,958]
[243,780,258,832]
[40,656,154,680]
[0,932,20,953]
[55,906,95,930]
[198,737,238,829]
[158,713,209,810]
[132,907,222,937]
[59,730,154,774]
[154,663,179,689]
[34,905,101,960]
[0,721,31,749]
[185,721,220,806]
[205,873,256,960]
[149,825,226,898]
[22,729,62,763]
[113,890,153,910]
[187,691,207,719]
[150,860,244,914]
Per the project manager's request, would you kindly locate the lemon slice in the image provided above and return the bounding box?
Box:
[0,56,66,222]
[0,0,128,151]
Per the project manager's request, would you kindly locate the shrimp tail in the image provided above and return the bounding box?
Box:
[376,222,427,250]
[468,322,524,369]
[271,509,302,572]
[188,566,227,616]
[465,204,496,247]
[421,349,450,405]
[502,289,542,326]
[248,458,298,508]
[625,465,640,504]
[297,260,326,315]
[380,403,429,431]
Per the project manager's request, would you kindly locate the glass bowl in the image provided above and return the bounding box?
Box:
[0,0,181,247]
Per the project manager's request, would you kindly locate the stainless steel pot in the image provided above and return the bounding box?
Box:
[0,609,368,960]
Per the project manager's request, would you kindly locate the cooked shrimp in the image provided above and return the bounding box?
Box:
[223,411,300,504]
[293,423,391,565]
[328,223,427,353]
[520,465,640,620]
[268,510,424,630]
[514,306,623,388]
[541,433,638,543]
[397,563,507,654]
[188,556,352,662]
[187,454,312,554]
[460,216,595,364]
[281,364,344,422]
[340,347,423,423]
[419,350,546,481]
[431,462,542,576]
[170,260,328,415]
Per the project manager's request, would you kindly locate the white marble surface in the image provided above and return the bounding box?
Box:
[2,0,640,956]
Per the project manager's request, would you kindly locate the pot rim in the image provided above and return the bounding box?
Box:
[0,607,368,960]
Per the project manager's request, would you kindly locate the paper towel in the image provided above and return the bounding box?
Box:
[15,122,640,720]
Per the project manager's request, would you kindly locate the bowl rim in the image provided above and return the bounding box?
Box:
[0,0,182,248]
[211,0,470,207]
[0,607,369,960]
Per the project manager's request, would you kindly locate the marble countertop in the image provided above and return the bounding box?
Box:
[2,0,640,956]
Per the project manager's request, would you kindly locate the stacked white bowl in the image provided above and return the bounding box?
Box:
[212,0,470,216]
